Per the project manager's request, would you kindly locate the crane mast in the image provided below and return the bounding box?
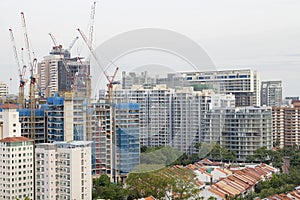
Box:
[21,12,36,140]
[9,29,26,108]
[88,1,96,47]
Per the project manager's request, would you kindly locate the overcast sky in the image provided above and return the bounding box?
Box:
[1,0,300,96]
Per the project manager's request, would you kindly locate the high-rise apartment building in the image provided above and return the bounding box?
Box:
[122,71,157,89]
[92,101,140,182]
[112,85,235,154]
[114,103,140,181]
[0,104,22,139]
[202,106,273,161]
[173,69,260,107]
[35,141,92,200]
[38,46,90,98]
[19,108,47,143]
[261,80,282,106]
[92,102,111,176]
[272,101,300,148]
[121,69,260,106]
[0,104,34,200]
[46,93,74,142]
[0,136,34,200]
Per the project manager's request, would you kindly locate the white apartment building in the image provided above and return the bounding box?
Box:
[0,136,34,200]
[0,104,34,200]
[0,81,8,97]
[39,54,61,97]
[35,141,92,200]
[121,69,260,106]
[203,106,273,161]
[112,85,235,153]
[0,104,22,139]
[172,69,260,107]
[261,80,282,107]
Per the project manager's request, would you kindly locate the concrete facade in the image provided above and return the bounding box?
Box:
[35,141,92,200]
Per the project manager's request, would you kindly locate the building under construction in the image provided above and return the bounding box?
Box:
[92,101,140,182]
[38,46,91,99]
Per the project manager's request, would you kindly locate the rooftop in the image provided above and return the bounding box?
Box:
[53,141,93,147]
[0,103,20,109]
[209,164,276,199]
[0,136,32,143]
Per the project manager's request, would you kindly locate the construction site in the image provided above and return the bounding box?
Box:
[3,1,141,184]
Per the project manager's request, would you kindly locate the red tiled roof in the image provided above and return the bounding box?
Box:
[0,104,20,109]
[215,167,230,175]
[267,188,300,200]
[209,164,277,199]
[0,136,33,143]
[144,196,156,200]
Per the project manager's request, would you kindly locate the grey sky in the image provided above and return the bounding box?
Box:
[1,0,300,96]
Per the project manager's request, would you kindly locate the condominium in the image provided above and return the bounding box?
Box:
[114,84,173,147]
[171,69,260,106]
[35,141,92,200]
[261,80,282,106]
[122,71,157,89]
[0,104,35,200]
[121,69,261,106]
[273,101,300,148]
[112,85,235,153]
[0,136,34,200]
[203,106,273,161]
[0,104,22,139]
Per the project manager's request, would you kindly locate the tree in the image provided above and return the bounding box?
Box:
[170,168,200,199]
[126,166,200,199]
[208,197,218,200]
[92,174,127,200]
[208,143,237,162]
[126,170,172,199]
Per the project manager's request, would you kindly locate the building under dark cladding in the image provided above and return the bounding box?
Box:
[38,46,91,98]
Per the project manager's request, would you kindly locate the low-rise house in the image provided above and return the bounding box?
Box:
[209,164,277,199]
[262,187,300,200]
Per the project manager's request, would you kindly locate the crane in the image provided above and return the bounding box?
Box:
[77,28,119,103]
[9,28,27,108]
[78,28,120,182]
[21,11,36,140]
[68,36,79,52]
[88,1,97,47]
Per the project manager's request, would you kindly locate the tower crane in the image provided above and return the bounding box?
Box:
[9,28,27,108]
[77,28,119,104]
[68,36,79,52]
[88,1,96,47]
[21,11,37,140]
[73,1,96,98]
